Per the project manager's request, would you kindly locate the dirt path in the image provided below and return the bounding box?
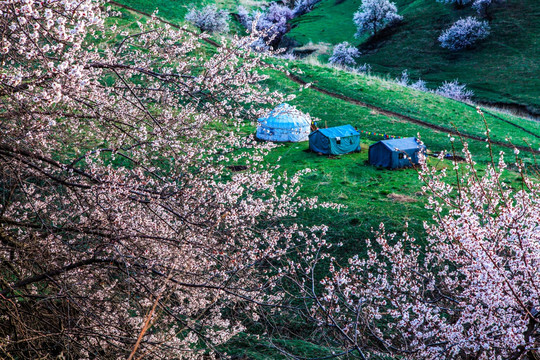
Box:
[285,73,539,154]
[108,0,538,154]
[461,102,540,140]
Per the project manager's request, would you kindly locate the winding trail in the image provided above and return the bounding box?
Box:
[109,0,539,154]
[461,102,540,140]
[285,73,539,154]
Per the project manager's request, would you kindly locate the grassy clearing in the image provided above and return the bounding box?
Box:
[260,67,532,256]
[288,0,540,112]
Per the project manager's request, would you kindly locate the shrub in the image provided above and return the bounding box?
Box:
[329,42,361,67]
[410,79,428,92]
[353,63,372,74]
[185,5,229,33]
[353,0,403,37]
[439,16,490,51]
[395,69,410,86]
[436,80,474,101]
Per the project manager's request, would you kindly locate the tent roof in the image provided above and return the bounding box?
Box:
[257,103,311,130]
[315,125,359,139]
[375,137,425,152]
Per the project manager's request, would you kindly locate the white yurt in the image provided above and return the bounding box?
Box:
[256,103,311,142]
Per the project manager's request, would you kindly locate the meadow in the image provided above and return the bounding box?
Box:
[110,4,540,358]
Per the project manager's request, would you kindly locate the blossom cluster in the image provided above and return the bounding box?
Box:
[353,0,403,37]
[439,16,491,51]
[0,1,313,358]
[299,143,540,359]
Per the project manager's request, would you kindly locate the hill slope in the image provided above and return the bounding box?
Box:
[104,4,540,358]
[288,0,540,114]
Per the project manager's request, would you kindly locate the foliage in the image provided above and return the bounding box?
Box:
[238,3,294,48]
[296,125,540,359]
[436,80,474,101]
[410,79,428,91]
[439,16,491,51]
[353,0,403,37]
[328,42,361,67]
[0,0,320,358]
[185,4,229,33]
[284,0,540,110]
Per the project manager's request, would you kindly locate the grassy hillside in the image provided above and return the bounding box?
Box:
[104,6,540,358]
[288,0,540,113]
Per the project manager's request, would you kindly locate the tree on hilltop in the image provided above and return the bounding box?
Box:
[353,0,403,38]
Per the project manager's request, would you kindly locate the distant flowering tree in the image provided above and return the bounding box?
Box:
[0,0,317,358]
[293,0,322,17]
[353,0,403,37]
[329,42,361,67]
[185,4,230,33]
[239,4,294,48]
[436,80,474,101]
[472,0,505,18]
[439,16,490,51]
[294,120,540,359]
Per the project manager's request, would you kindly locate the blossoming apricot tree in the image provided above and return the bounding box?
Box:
[295,129,540,359]
[0,0,316,358]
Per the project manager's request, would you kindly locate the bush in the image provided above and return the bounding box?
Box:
[329,42,361,67]
[351,63,372,74]
[395,69,410,86]
[410,79,428,92]
[185,5,229,33]
[354,0,402,37]
[439,16,490,51]
[436,80,474,101]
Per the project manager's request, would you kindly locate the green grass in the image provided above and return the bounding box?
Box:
[103,4,539,357]
[288,0,540,113]
[259,64,535,252]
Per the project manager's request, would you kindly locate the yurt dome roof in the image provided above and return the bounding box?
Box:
[258,103,311,130]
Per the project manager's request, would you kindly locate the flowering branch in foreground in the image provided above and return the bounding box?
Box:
[295,134,539,359]
[0,0,321,358]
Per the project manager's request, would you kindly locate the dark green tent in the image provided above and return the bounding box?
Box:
[368,137,426,169]
[309,125,361,155]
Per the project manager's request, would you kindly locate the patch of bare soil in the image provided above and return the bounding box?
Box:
[387,193,417,203]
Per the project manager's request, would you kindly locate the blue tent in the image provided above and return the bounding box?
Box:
[368,137,426,169]
[309,125,361,155]
[256,103,311,142]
